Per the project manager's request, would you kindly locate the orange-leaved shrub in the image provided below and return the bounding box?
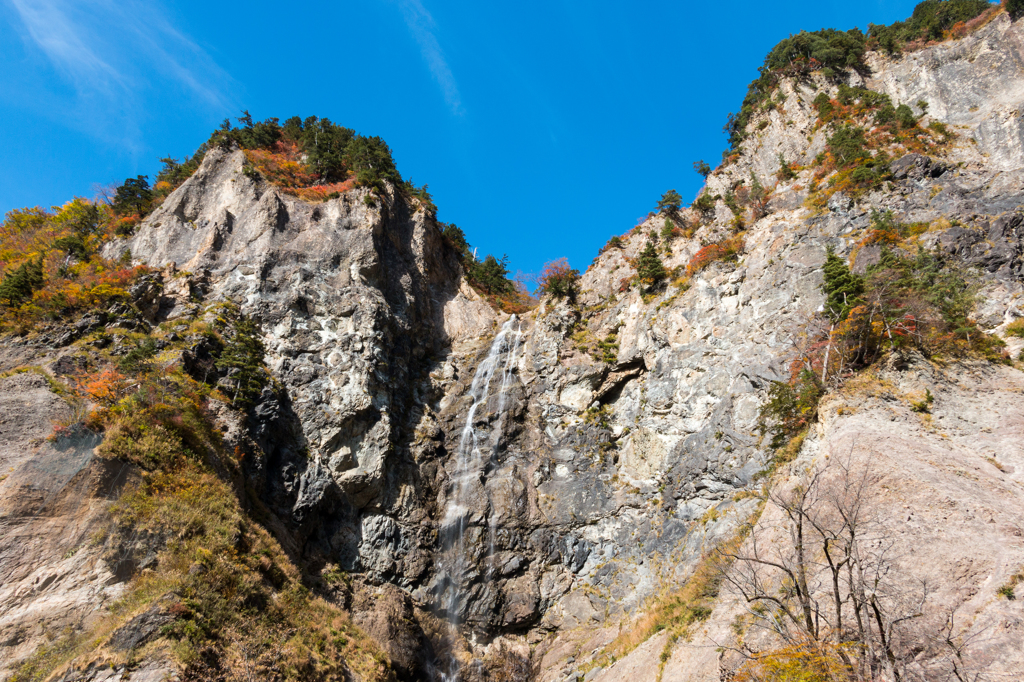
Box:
[536,258,581,301]
[686,236,744,277]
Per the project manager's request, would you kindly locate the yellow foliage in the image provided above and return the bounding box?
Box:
[732,637,856,682]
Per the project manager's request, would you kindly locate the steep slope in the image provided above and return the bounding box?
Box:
[527,10,1024,681]
[117,144,496,525]
[2,5,1024,682]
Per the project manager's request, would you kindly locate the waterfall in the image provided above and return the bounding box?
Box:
[436,315,523,681]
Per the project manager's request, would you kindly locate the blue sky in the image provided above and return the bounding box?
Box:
[1,0,930,279]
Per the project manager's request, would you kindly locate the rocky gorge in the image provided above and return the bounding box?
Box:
[3,5,1024,682]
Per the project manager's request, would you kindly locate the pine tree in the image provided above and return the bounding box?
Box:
[0,257,44,307]
[216,317,268,408]
[776,153,796,181]
[468,254,515,296]
[343,134,400,189]
[693,160,712,179]
[112,175,153,216]
[635,241,666,291]
[660,217,680,241]
[822,247,863,322]
[656,189,683,214]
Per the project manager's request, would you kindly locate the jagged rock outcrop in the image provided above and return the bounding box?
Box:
[112,11,1024,671]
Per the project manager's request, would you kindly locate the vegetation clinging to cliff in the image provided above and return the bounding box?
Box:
[725,27,868,150]
[10,300,392,682]
[536,258,581,301]
[725,0,998,152]
[868,0,996,52]
[759,240,1004,454]
[439,221,532,312]
[0,200,147,331]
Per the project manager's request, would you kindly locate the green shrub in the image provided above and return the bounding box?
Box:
[598,333,619,363]
[776,154,796,181]
[404,180,436,213]
[929,120,954,142]
[814,92,835,121]
[837,84,892,109]
[98,419,189,470]
[118,336,158,374]
[869,0,993,51]
[114,220,137,237]
[601,235,624,253]
[758,370,824,450]
[692,192,716,218]
[216,316,269,408]
[723,190,742,219]
[895,103,918,129]
[1010,0,1024,20]
[868,247,978,335]
[910,388,934,413]
[875,104,896,125]
[661,217,681,241]
[1005,319,1024,338]
[827,125,870,166]
[748,172,769,221]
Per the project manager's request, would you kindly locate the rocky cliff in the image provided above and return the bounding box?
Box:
[3,7,1024,682]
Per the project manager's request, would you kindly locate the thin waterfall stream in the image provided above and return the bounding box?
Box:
[437,316,523,681]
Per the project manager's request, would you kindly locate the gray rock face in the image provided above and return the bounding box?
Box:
[868,14,1024,172]
[118,147,495,550]
[8,13,1017,681]
[0,372,132,679]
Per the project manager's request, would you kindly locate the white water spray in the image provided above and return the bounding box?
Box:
[437,316,523,680]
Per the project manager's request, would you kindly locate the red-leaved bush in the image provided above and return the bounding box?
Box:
[686,236,745,277]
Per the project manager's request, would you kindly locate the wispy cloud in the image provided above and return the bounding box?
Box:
[3,0,235,148]
[392,0,463,115]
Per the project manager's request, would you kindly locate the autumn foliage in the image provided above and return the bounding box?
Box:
[536,258,581,301]
[686,236,745,277]
[244,141,358,202]
[732,637,854,682]
[77,367,132,406]
[0,199,149,331]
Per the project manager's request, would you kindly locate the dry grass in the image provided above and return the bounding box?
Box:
[1005,318,1024,338]
[598,530,750,666]
[9,306,391,682]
